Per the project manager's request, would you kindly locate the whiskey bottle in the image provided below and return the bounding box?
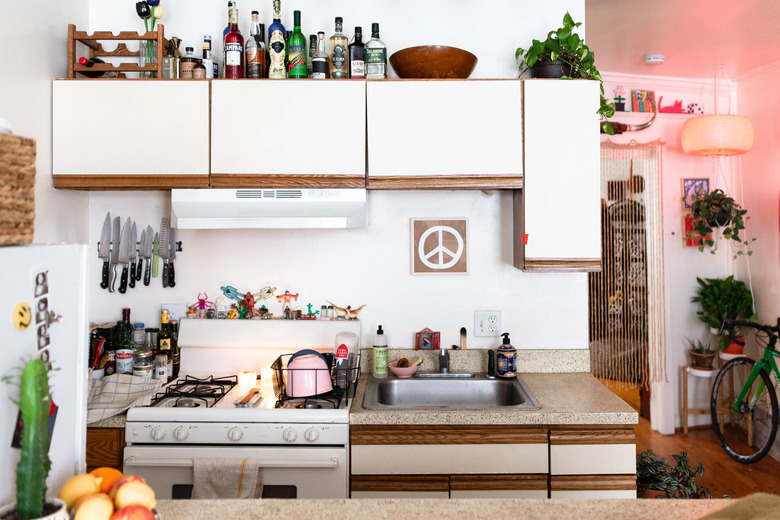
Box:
[246,10,266,78]
[311,31,330,79]
[329,17,348,79]
[224,6,245,78]
[348,26,365,79]
[267,0,286,79]
[180,46,197,79]
[202,35,218,79]
[287,10,307,78]
[193,56,207,79]
[365,23,387,79]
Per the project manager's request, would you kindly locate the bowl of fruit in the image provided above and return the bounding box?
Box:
[57,467,158,520]
[388,358,422,378]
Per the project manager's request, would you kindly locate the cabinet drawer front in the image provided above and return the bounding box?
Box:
[351,425,547,445]
[352,475,449,493]
[450,474,548,491]
[86,427,124,468]
[352,491,449,499]
[367,80,523,177]
[550,444,637,475]
[451,489,548,499]
[551,489,637,499]
[352,444,548,475]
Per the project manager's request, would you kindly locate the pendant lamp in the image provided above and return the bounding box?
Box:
[681,65,754,156]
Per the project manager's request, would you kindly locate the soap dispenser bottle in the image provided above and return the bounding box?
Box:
[496,332,517,378]
[373,325,388,379]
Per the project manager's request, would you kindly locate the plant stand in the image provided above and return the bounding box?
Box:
[67,24,167,78]
[681,365,717,434]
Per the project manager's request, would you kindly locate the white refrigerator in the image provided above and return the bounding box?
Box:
[0,244,88,505]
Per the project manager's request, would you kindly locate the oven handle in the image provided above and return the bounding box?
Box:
[124,456,339,469]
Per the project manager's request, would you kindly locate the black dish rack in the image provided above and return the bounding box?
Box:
[271,352,361,407]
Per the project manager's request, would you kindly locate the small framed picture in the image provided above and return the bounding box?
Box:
[415,328,440,350]
[682,178,710,209]
[411,218,468,275]
[683,216,710,248]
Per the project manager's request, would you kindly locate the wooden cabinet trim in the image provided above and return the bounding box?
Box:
[368,176,523,190]
[86,427,124,469]
[522,258,602,272]
[350,425,548,445]
[550,475,637,491]
[549,428,635,445]
[53,175,208,190]
[210,174,366,189]
[351,475,449,492]
[450,474,548,491]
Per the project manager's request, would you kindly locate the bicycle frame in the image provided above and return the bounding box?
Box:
[724,317,780,413]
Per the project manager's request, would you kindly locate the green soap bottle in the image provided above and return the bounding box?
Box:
[373,325,388,379]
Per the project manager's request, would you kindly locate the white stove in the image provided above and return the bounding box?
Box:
[123,320,360,500]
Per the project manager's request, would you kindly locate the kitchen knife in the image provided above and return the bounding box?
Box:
[109,216,120,292]
[143,225,154,286]
[98,212,111,289]
[152,232,159,279]
[117,217,132,294]
[168,227,176,288]
[159,217,170,288]
[136,228,146,282]
[128,222,138,289]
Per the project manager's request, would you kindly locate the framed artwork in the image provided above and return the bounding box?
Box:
[682,177,710,209]
[415,328,440,350]
[411,218,468,275]
[683,216,710,248]
[631,90,656,112]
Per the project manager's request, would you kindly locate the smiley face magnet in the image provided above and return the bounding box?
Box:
[13,302,32,330]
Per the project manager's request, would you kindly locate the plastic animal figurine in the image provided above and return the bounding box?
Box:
[658,96,686,114]
[327,301,366,320]
[193,292,213,310]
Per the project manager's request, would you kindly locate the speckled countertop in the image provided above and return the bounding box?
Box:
[156,498,730,519]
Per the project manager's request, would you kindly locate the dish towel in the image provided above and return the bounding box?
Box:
[192,458,264,499]
[87,374,163,424]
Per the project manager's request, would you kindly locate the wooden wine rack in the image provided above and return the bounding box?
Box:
[67,24,168,79]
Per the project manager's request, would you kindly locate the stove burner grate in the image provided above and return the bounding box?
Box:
[174,397,207,408]
[149,374,238,408]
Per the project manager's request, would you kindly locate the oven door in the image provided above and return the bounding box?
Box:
[124,445,348,499]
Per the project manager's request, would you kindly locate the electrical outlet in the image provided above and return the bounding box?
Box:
[474,310,501,337]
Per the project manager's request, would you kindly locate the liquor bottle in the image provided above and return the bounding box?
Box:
[308,34,317,77]
[157,310,172,381]
[284,30,292,76]
[365,23,387,79]
[311,32,330,79]
[162,47,178,78]
[170,319,180,379]
[77,57,118,78]
[224,6,245,78]
[222,1,237,46]
[193,56,206,79]
[329,17,348,79]
[202,35,218,79]
[180,46,198,79]
[267,0,286,79]
[348,27,365,79]
[287,10,307,78]
[245,11,266,78]
[115,326,135,375]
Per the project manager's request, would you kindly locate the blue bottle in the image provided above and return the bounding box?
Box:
[496,332,517,378]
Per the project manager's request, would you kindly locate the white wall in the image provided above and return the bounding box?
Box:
[0,0,89,244]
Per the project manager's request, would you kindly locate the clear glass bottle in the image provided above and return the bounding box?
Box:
[224,6,245,78]
[288,12,307,79]
[329,16,348,79]
[132,323,146,349]
[311,32,330,79]
[267,0,286,79]
[202,35,218,79]
[348,26,365,79]
[246,10,266,78]
[365,23,387,79]
[180,46,198,79]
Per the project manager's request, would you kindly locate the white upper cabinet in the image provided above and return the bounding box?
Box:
[366,80,523,189]
[210,80,366,187]
[52,80,210,189]
[516,79,601,272]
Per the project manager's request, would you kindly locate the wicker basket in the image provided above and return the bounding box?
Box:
[0,133,35,245]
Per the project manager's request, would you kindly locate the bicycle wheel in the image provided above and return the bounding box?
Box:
[710,357,778,464]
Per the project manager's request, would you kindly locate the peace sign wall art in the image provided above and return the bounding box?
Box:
[411,218,468,275]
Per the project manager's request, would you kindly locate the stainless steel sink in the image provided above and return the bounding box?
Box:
[362,374,540,410]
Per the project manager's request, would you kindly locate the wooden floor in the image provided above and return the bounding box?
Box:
[600,378,780,498]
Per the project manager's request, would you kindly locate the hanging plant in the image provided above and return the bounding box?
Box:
[684,188,754,258]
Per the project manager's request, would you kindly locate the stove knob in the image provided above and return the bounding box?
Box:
[228,427,243,442]
[150,426,166,441]
[304,427,319,442]
[173,426,189,441]
[283,427,298,443]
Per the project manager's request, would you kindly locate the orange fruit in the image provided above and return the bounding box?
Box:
[90,467,123,494]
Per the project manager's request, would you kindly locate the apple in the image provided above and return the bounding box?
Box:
[110,505,156,520]
[114,481,157,510]
[73,493,114,520]
[108,475,146,500]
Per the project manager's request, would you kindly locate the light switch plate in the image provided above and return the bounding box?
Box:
[474,310,501,337]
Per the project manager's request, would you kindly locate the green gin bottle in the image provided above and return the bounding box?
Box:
[287,10,307,78]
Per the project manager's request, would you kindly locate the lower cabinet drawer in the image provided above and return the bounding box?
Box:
[550,475,637,499]
[351,475,449,499]
[549,428,636,475]
[86,427,124,470]
[450,474,548,499]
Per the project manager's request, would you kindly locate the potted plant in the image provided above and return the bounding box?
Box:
[691,276,756,350]
[688,338,716,370]
[636,449,712,498]
[684,188,755,258]
[1,358,68,520]
[515,12,616,135]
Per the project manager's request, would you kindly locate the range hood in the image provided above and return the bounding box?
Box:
[171,188,367,229]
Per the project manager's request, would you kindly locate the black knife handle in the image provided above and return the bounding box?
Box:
[100,260,109,289]
[169,261,176,287]
[162,261,169,288]
[129,260,136,288]
[144,261,151,286]
[135,258,143,281]
[119,266,129,294]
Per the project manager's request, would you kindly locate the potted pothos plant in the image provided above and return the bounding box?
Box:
[1,358,68,520]
[687,338,716,370]
[515,12,616,135]
[636,449,712,498]
[684,188,754,258]
[691,276,756,351]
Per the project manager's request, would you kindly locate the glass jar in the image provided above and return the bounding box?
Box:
[132,323,146,349]
[139,40,158,78]
[133,349,154,378]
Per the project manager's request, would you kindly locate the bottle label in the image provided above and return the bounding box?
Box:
[350,60,365,78]
[373,346,388,374]
[159,338,171,350]
[288,44,306,77]
[193,67,206,79]
[269,30,286,78]
[331,45,346,77]
[312,57,328,78]
[225,42,242,66]
[366,48,386,76]
[116,349,134,374]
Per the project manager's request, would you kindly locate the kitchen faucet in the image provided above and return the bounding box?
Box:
[439,348,450,374]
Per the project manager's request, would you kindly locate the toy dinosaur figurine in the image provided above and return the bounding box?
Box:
[327,301,366,320]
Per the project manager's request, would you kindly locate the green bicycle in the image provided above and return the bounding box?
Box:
[710,317,780,464]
